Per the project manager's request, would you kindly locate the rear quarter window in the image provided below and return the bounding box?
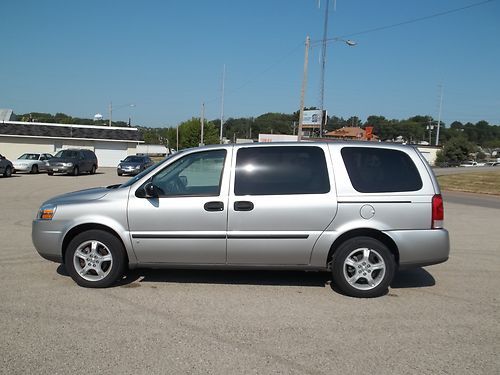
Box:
[341,147,422,193]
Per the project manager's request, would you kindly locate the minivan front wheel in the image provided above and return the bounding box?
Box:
[65,230,126,288]
[332,237,395,298]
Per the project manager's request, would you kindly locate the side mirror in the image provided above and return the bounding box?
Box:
[136,182,159,198]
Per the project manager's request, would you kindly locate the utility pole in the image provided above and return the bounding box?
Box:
[297,36,311,142]
[200,101,205,146]
[319,0,330,137]
[176,124,179,151]
[108,102,112,127]
[219,64,226,144]
[436,85,443,146]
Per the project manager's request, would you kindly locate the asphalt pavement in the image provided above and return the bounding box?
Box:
[0,169,498,375]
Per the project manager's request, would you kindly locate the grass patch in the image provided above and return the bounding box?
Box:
[437,170,500,195]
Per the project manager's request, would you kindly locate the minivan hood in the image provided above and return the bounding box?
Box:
[44,187,111,205]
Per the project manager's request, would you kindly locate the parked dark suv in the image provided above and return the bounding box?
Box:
[47,149,98,176]
[117,155,154,176]
[0,154,13,177]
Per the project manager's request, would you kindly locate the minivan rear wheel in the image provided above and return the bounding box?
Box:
[65,230,126,288]
[332,237,395,298]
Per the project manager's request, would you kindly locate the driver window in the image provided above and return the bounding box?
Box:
[152,149,226,197]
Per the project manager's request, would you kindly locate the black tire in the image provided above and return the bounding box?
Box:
[72,166,79,176]
[3,166,12,177]
[331,237,395,298]
[117,171,123,176]
[31,164,39,174]
[64,230,126,288]
[47,171,54,176]
[90,165,96,175]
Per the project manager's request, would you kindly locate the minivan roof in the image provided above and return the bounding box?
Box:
[179,141,418,152]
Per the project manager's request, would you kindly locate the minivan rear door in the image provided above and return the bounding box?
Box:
[226,144,337,265]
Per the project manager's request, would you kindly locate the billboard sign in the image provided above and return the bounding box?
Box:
[302,110,323,126]
[302,110,327,127]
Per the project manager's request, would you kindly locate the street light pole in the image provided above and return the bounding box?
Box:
[298,35,355,141]
[219,64,226,144]
[436,85,443,146]
[319,0,330,138]
[297,36,311,142]
[108,103,135,127]
[316,36,356,137]
[109,102,112,127]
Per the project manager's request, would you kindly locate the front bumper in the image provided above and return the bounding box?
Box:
[384,229,450,268]
[32,219,64,263]
[117,167,141,175]
[48,165,73,173]
[13,164,31,172]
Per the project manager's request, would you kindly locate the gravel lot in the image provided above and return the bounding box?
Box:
[1,169,499,375]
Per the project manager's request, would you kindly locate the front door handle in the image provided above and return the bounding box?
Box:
[234,201,254,211]
[204,201,224,212]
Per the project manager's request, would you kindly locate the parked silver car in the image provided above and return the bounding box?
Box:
[32,142,449,297]
[13,153,53,174]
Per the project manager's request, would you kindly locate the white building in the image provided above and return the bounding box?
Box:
[0,120,144,167]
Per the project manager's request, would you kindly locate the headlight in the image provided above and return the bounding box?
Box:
[64,162,73,167]
[134,165,141,169]
[37,204,57,220]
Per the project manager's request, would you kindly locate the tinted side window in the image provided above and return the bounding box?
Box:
[235,146,330,196]
[83,150,95,159]
[341,147,423,193]
[152,150,226,197]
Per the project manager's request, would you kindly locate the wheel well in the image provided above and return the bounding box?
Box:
[62,224,129,265]
[326,228,399,267]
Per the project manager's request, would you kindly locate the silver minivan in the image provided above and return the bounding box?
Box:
[32,142,449,297]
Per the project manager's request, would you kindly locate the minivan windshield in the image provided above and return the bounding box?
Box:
[123,156,144,163]
[54,150,78,158]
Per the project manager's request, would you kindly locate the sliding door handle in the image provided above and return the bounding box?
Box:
[234,201,254,211]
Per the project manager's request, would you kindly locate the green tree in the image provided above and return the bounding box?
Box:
[437,136,476,164]
[176,118,219,149]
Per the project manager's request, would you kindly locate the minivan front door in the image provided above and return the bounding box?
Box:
[127,149,231,264]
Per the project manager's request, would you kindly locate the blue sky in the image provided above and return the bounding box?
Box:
[1,0,499,128]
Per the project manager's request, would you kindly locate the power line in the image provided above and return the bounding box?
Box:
[321,0,496,42]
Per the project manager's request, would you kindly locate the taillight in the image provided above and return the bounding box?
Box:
[432,194,444,229]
